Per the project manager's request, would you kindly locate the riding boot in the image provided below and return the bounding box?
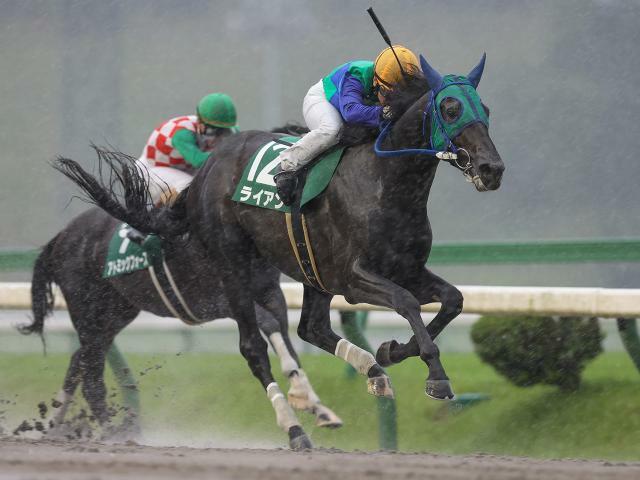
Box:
[126,228,146,245]
[126,228,163,266]
[274,170,298,206]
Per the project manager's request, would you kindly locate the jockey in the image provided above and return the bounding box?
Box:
[136,93,238,205]
[274,45,420,205]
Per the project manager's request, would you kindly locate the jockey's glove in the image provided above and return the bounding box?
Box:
[381,105,394,121]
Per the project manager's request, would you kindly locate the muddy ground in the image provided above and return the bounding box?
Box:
[1,437,639,480]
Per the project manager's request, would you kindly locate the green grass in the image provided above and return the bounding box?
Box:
[0,351,639,460]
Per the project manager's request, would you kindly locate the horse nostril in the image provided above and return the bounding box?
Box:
[478,164,493,178]
[479,163,503,177]
[478,163,503,189]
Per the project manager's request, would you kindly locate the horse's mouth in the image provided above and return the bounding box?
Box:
[469,163,503,191]
[472,174,489,192]
[464,166,491,192]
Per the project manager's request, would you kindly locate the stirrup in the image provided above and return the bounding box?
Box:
[274,170,298,206]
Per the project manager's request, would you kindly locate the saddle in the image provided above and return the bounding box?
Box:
[273,123,378,206]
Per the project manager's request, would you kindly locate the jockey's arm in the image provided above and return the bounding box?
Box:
[172,129,211,168]
[338,76,382,128]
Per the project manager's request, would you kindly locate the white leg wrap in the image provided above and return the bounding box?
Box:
[269,332,299,377]
[288,369,320,407]
[335,339,377,376]
[266,382,300,431]
[49,390,74,427]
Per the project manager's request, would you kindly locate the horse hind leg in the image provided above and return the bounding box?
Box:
[267,328,343,428]
[254,301,343,429]
[236,311,312,450]
[64,287,140,439]
[44,349,82,436]
[78,339,111,426]
[287,370,343,429]
[214,225,312,449]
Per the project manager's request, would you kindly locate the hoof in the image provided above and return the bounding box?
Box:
[376,340,399,367]
[367,375,395,398]
[425,379,456,401]
[288,425,313,450]
[313,405,343,429]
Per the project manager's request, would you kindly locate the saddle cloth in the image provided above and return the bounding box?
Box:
[103,223,161,278]
[231,136,345,213]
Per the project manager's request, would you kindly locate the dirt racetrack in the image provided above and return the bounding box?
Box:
[1,437,640,480]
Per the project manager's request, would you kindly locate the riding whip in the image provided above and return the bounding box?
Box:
[366,7,406,78]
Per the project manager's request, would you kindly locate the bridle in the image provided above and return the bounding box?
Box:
[374,77,487,183]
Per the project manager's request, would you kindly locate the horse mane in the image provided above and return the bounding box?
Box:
[270,122,376,148]
[270,123,309,136]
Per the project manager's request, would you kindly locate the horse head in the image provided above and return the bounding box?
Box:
[386,53,504,191]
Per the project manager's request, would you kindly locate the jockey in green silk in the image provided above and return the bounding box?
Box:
[136,93,238,205]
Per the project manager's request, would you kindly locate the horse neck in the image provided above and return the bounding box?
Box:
[375,100,439,207]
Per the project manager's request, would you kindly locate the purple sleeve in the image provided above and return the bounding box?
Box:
[338,75,382,128]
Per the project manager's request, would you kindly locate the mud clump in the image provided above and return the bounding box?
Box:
[38,401,48,419]
[13,420,34,435]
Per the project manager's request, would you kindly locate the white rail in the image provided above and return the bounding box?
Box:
[1,282,639,318]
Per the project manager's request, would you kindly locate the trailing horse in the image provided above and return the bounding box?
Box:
[56,53,504,406]
[20,151,343,448]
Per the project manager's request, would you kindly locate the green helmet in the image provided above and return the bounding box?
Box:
[197,93,237,128]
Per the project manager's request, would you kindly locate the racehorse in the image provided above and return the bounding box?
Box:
[20,151,342,448]
[55,54,504,407]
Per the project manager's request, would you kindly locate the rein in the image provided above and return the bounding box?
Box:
[374,121,472,175]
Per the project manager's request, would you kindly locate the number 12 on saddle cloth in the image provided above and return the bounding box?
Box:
[231,136,345,213]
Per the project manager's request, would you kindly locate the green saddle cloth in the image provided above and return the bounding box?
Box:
[231,136,345,213]
[103,223,162,278]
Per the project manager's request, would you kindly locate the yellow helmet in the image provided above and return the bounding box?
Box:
[373,45,420,90]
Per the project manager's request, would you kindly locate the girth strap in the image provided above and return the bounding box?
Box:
[147,251,201,326]
[284,166,330,293]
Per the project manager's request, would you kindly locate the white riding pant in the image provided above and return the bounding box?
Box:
[279,80,344,171]
[135,159,193,204]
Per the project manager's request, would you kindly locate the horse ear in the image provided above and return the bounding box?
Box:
[467,53,486,89]
[419,54,443,91]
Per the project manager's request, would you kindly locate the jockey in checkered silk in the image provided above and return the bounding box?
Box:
[136,93,238,205]
[274,46,420,205]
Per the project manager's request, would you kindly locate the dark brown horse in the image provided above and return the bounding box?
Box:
[56,54,504,408]
[20,185,342,448]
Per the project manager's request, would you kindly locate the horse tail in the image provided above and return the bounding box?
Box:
[53,146,189,238]
[18,237,57,345]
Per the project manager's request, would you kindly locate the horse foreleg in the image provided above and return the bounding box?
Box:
[297,285,394,399]
[376,269,463,369]
[347,261,454,401]
[255,304,342,428]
